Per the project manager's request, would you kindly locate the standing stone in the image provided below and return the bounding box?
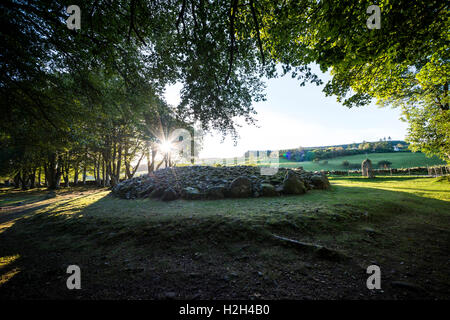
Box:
[229,176,252,198]
[362,159,374,178]
[282,171,306,194]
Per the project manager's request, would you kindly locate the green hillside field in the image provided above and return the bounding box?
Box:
[274,152,446,171]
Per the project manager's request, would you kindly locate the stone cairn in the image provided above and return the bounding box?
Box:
[361,158,374,178]
[112,166,331,201]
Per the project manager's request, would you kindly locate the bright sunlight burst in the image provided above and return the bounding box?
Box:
[159,141,173,154]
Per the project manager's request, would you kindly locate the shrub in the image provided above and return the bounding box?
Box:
[378,160,392,168]
[342,160,350,167]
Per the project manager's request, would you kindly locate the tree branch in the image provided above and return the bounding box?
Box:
[249,0,265,65]
[225,0,239,84]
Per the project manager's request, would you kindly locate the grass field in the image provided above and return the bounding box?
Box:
[0,176,449,299]
[197,152,446,173]
[275,152,446,171]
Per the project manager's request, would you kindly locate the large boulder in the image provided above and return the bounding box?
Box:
[149,187,166,199]
[229,176,252,198]
[161,187,178,201]
[282,171,306,195]
[310,175,330,190]
[206,185,226,199]
[181,187,202,200]
[260,183,278,197]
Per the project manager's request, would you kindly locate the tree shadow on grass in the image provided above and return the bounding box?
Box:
[0,183,449,299]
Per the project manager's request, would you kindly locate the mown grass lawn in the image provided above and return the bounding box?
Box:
[0,176,449,299]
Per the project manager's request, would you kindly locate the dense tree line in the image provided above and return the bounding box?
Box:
[280,140,407,162]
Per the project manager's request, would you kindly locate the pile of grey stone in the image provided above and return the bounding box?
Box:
[112,166,330,201]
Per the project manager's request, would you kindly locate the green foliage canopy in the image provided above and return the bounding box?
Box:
[257,0,449,162]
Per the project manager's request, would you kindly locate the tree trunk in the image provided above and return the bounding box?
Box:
[37,167,41,187]
[46,152,62,190]
[126,151,145,179]
[20,170,27,190]
[96,156,101,186]
[146,143,157,174]
[102,159,105,187]
[82,164,87,185]
[156,155,165,171]
[93,161,96,185]
[63,160,70,188]
[107,161,113,187]
[73,162,79,185]
[111,142,117,185]
[29,167,36,189]
[116,145,122,182]
[13,173,20,188]
[110,144,121,186]
[131,152,144,178]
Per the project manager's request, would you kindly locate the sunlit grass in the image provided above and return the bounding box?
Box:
[0,268,20,287]
[0,220,16,235]
[33,190,110,217]
[0,187,47,207]
[0,254,21,287]
[330,176,450,202]
[0,254,20,269]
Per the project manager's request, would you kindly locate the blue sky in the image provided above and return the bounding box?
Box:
[165,64,408,159]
